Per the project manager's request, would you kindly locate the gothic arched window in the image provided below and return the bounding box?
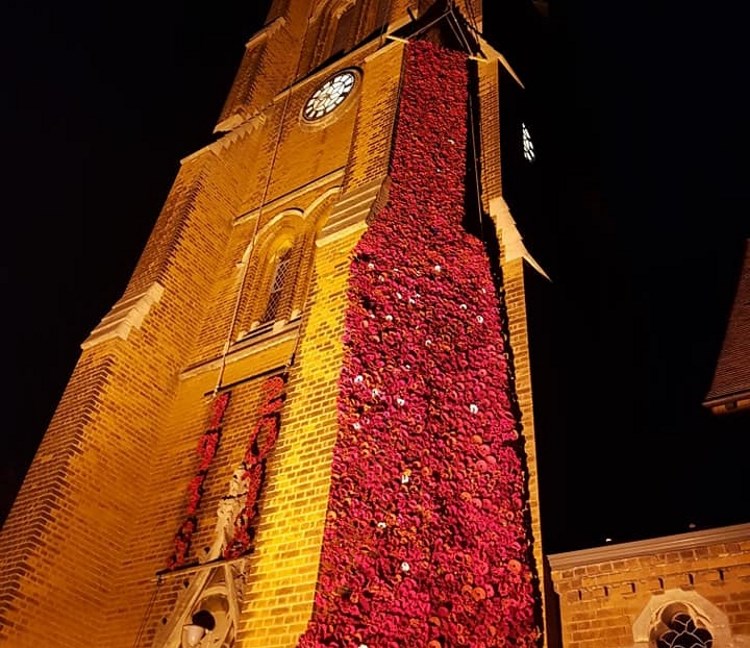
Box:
[653,604,713,648]
[260,245,295,324]
[236,213,316,340]
[307,0,361,69]
[325,0,387,59]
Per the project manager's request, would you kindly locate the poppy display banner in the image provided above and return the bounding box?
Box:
[223,373,288,560]
[298,41,541,648]
[167,391,231,570]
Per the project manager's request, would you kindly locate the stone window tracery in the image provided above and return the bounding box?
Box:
[631,589,739,648]
[651,603,714,648]
[260,246,294,324]
[237,219,312,339]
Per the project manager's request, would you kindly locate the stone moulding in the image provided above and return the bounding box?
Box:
[81,281,164,350]
[548,523,750,572]
[315,177,387,247]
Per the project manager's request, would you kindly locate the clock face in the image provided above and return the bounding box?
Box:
[303,70,357,122]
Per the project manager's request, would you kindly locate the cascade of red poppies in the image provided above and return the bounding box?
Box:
[298,41,540,647]
[167,391,231,570]
[224,374,287,559]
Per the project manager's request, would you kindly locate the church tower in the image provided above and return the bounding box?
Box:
[0,1,547,646]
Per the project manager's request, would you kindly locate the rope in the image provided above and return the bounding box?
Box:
[376,0,392,48]
[446,3,475,55]
[283,2,395,375]
[131,575,162,648]
[462,0,482,36]
[213,1,318,395]
[135,3,318,640]
[281,0,394,374]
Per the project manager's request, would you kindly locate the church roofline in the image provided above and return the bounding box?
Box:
[703,239,750,413]
[548,522,750,571]
[702,388,750,409]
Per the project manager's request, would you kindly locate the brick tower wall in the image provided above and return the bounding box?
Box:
[0,1,544,646]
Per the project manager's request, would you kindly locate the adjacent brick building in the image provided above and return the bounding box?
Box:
[704,241,750,415]
[548,240,750,648]
[549,524,750,648]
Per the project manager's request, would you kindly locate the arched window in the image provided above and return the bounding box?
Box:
[361,0,389,41]
[305,0,392,73]
[235,208,324,341]
[306,0,360,69]
[652,603,713,648]
[260,246,294,324]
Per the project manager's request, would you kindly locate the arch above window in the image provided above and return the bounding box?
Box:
[652,603,714,648]
[330,3,357,57]
[233,187,342,343]
[309,0,361,68]
[631,590,731,648]
[310,0,358,25]
[235,214,310,340]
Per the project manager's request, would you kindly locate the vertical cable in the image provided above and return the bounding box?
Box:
[463,0,481,35]
[213,0,319,395]
[131,576,162,648]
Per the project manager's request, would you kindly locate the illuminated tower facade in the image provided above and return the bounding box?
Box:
[0,1,547,646]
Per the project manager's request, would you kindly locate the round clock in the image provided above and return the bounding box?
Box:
[303,70,357,122]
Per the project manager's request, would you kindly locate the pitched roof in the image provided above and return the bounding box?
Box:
[704,240,750,411]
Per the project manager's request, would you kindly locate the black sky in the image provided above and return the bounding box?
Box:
[3,0,748,554]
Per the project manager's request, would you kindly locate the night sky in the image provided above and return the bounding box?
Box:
[3,0,748,554]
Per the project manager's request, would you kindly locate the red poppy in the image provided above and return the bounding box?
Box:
[298,41,539,646]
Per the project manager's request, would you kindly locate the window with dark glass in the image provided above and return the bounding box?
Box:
[656,610,713,648]
[260,248,293,324]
